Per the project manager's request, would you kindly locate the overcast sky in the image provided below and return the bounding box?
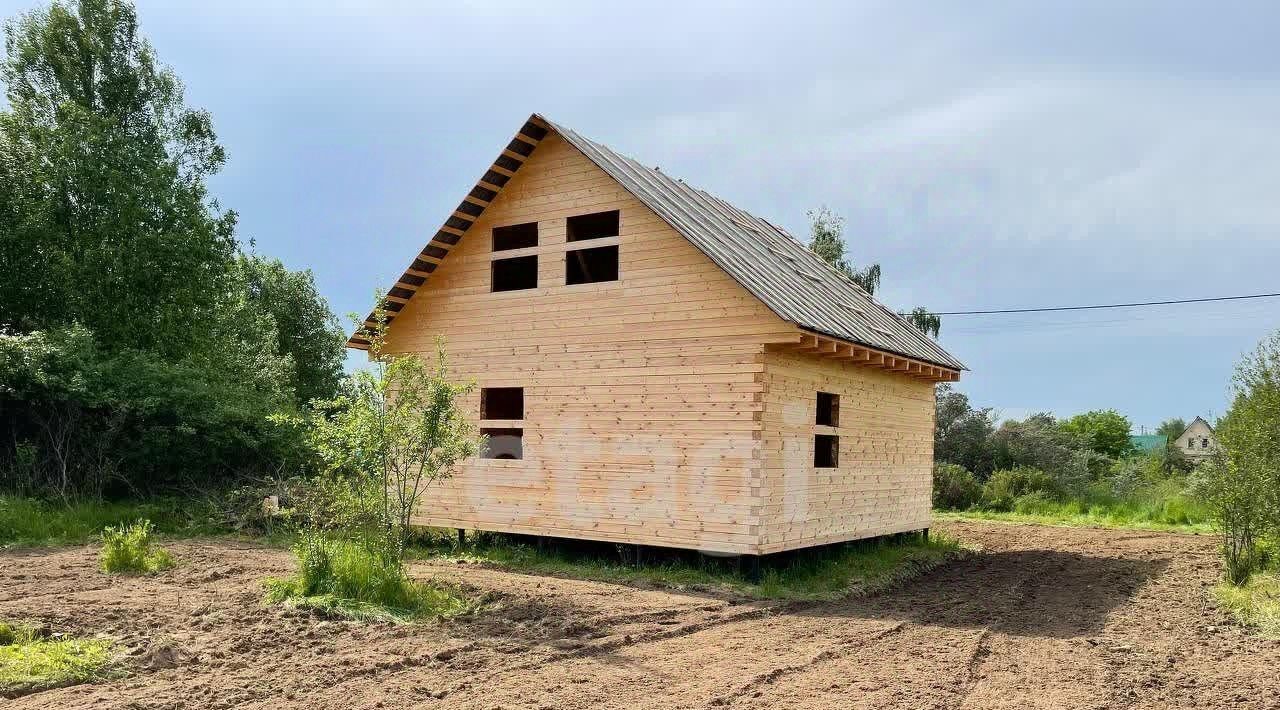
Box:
[6,0,1276,429]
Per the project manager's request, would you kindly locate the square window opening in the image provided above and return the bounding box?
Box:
[481,428,523,460]
[566,245,619,285]
[814,434,839,468]
[566,210,620,242]
[492,255,538,292]
[816,391,840,427]
[481,387,524,420]
[493,222,539,251]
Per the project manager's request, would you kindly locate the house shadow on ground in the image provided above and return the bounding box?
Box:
[796,548,1172,640]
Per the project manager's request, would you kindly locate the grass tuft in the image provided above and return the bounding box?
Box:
[423,532,966,601]
[265,533,468,622]
[1215,572,1280,638]
[99,520,175,575]
[0,621,114,698]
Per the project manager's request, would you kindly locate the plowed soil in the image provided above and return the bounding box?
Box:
[3,521,1278,709]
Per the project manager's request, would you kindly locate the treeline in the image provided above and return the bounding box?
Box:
[0,1,345,499]
[931,387,1198,520]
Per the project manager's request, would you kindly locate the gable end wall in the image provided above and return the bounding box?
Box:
[382,132,796,553]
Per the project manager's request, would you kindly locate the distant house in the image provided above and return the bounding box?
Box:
[1173,417,1217,460]
[348,114,965,556]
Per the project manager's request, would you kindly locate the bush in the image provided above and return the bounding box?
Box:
[265,532,465,621]
[982,467,1059,511]
[99,520,175,574]
[0,327,309,499]
[932,463,982,510]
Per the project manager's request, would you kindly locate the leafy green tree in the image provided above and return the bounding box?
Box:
[806,207,939,337]
[0,0,237,358]
[908,307,941,339]
[1060,409,1134,459]
[1157,418,1188,442]
[807,207,880,294]
[0,1,335,498]
[1196,452,1270,584]
[307,300,484,559]
[236,255,345,406]
[1205,329,1280,583]
[991,412,1099,490]
[934,384,997,478]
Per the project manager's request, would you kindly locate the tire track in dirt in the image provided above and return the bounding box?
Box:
[5,523,1280,709]
[704,620,908,707]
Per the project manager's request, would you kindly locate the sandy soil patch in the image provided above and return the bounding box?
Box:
[2,521,1278,709]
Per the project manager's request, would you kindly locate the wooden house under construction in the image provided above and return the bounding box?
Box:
[349,114,965,555]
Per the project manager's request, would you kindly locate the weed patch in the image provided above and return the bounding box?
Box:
[0,496,215,548]
[0,621,114,698]
[99,520,175,574]
[1215,572,1280,638]
[265,534,468,622]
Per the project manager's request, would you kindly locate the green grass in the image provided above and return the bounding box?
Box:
[99,520,176,574]
[0,621,114,698]
[421,532,966,601]
[936,479,1212,533]
[0,495,211,549]
[1215,572,1280,638]
[265,534,469,622]
[935,508,1213,533]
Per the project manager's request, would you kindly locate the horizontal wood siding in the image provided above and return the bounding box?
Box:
[383,132,795,553]
[759,348,936,554]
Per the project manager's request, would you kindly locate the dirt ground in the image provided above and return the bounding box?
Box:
[2,521,1278,710]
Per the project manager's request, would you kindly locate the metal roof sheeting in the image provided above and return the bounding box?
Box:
[544,116,965,371]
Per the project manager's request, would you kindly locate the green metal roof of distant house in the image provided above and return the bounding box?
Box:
[1130,434,1166,453]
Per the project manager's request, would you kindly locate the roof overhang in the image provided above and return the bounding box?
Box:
[788,330,960,382]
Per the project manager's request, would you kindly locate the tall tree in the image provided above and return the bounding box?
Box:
[807,207,880,294]
[0,0,237,357]
[1060,409,1134,459]
[806,207,940,338]
[907,307,941,339]
[1156,417,1188,442]
[236,254,346,407]
[934,384,997,478]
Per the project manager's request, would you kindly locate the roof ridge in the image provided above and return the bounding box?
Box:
[544,117,963,370]
[353,113,964,371]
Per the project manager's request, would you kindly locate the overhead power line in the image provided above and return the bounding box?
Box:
[909,291,1280,317]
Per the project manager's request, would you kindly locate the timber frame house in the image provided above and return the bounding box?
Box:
[349,114,966,555]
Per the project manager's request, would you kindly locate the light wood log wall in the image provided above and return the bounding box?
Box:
[758,349,936,554]
[384,132,796,553]
[382,131,940,554]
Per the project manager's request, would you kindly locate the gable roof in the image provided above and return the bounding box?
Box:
[350,114,964,372]
[1177,416,1215,439]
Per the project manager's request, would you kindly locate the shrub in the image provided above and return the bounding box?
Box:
[1011,490,1063,515]
[99,520,175,574]
[982,466,1059,511]
[932,463,982,510]
[265,532,464,621]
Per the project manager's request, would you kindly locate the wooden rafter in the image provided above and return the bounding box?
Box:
[347,116,552,349]
[785,330,961,382]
